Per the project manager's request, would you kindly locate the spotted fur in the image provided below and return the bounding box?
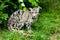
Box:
[8,7,40,32]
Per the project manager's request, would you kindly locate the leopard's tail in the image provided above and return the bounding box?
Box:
[19,30,33,38]
[8,25,33,38]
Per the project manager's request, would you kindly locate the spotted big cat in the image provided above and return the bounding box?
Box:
[8,7,40,37]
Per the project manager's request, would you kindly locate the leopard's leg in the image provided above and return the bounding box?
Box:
[8,25,15,31]
[16,23,24,30]
[26,23,32,33]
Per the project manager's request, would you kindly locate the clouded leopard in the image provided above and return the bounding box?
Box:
[8,7,40,38]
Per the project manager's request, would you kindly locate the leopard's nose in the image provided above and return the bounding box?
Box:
[32,16,36,19]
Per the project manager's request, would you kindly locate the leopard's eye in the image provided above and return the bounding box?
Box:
[36,12,38,13]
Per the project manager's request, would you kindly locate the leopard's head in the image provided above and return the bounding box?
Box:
[29,7,41,19]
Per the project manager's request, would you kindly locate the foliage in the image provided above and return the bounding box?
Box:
[0,2,8,24]
[0,0,39,24]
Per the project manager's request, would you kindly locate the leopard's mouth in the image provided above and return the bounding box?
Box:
[32,17,36,19]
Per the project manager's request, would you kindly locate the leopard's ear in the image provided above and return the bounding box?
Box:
[36,6,42,12]
[29,8,33,11]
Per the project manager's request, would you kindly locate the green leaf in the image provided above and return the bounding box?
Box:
[18,0,23,3]
[0,20,2,24]
[23,7,27,12]
[29,0,38,6]
[5,0,10,2]
[2,14,8,20]
[0,3,8,10]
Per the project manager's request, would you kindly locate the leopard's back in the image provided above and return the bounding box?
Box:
[8,9,24,30]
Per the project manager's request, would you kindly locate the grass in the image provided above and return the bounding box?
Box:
[0,1,60,40]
